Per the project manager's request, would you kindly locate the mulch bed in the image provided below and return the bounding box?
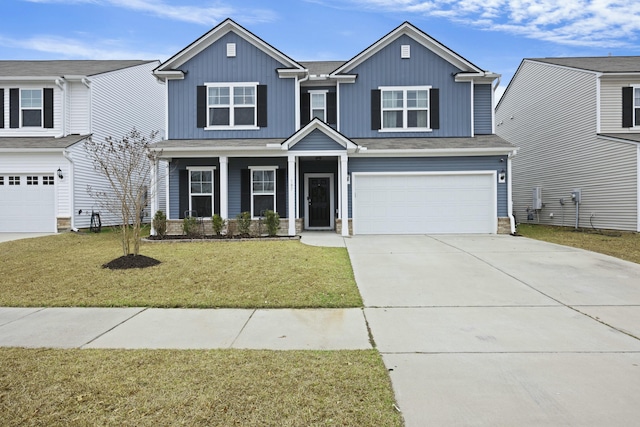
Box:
[146,235,300,241]
[102,255,161,270]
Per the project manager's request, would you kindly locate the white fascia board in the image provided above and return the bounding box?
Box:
[277,68,308,79]
[350,147,518,157]
[0,148,66,153]
[155,19,304,74]
[455,72,500,83]
[330,74,357,83]
[0,76,61,81]
[332,22,483,76]
[153,70,185,81]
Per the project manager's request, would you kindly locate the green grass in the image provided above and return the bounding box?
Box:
[0,231,362,308]
[517,223,640,264]
[0,348,403,427]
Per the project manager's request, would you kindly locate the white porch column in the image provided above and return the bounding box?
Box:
[219,156,228,219]
[149,158,158,235]
[340,154,349,236]
[164,161,170,218]
[288,154,297,236]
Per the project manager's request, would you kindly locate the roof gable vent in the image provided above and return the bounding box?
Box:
[227,43,236,58]
[401,44,410,59]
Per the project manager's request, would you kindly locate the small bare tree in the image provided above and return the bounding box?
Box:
[84,128,161,256]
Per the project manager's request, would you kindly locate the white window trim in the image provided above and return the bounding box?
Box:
[205,82,259,130]
[20,89,43,128]
[378,85,431,132]
[308,90,328,122]
[632,85,640,128]
[249,166,278,219]
[187,166,216,217]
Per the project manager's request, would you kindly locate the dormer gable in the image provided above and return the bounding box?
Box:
[154,18,305,80]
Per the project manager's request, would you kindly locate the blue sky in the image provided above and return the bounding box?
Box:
[2,0,640,97]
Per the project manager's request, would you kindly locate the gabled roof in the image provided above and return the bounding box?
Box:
[331,21,487,77]
[531,57,640,73]
[154,18,304,79]
[0,61,154,78]
[281,118,360,152]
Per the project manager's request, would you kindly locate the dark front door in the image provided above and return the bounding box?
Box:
[308,177,331,228]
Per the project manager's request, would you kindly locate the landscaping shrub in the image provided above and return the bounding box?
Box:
[212,214,226,236]
[236,211,252,236]
[182,216,200,237]
[264,210,280,236]
[152,210,167,238]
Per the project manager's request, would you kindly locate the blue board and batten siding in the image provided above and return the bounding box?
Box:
[290,129,345,151]
[168,31,296,139]
[340,34,472,138]
[227,157,288,217]
[474,84,493,135]
[347,156,508,217]
[168,158,221,219]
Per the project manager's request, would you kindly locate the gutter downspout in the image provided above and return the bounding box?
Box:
[507,150,517,234]
[55,78,66,138]
[63,149,76,231]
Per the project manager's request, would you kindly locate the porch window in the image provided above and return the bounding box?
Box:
[250,167,276,218]
[380,86,430,131]
[21,89,42,127]
[188,168,214,217]
[207,83,257,128]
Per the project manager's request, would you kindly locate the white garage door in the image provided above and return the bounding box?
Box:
[352,172,496,234]
[0,174,56,232]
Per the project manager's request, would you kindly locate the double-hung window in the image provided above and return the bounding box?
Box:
[310,91,327,121]
[21,89,43,127]
[380,86,430,131]
[188,167,215,217]
[250,167,276,218]
[634,87,640,127]
[207,83,257,129]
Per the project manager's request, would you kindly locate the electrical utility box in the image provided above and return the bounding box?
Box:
[571,189,582,203]
[532,187,543,210]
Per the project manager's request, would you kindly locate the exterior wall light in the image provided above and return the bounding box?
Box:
[57,168,64,179]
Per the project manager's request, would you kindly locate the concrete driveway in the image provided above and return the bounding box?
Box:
[346,234,640,426]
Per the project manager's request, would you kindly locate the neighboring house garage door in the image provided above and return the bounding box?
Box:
[0,174,56,232]
[352,172,496,234]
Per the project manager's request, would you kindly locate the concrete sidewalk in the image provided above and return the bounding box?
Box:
[0,307,370,350]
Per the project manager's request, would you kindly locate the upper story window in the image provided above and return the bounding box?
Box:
[310,91,326,121]
[634,87,640,127]
[207,83,257,129]
[21,89,43,127]
[380,86,431,131]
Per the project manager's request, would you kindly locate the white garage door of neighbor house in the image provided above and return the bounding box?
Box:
[0,174,56,232]
[352,173,496,234]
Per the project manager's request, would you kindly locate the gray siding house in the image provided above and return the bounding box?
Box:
[0,60,165,232]
[152,19,516,235]
[496,57,640,232]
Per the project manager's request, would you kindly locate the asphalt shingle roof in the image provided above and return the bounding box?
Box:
[0,134,90,149]
[299,61,346,76]
[0,60,155,77]
[531,57,640,73]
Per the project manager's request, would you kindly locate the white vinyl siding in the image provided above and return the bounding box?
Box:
[68,81,90,135]
[0,82,62,137]
[496,60,639,231]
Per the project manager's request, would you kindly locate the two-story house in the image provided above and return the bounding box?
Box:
[496,57,640,232]
[152,19,516,236]
[0,60,165,232]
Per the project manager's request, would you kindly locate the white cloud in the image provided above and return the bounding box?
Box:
[339,0,640,48]
[23,0,277,25]
[0,34,169,60]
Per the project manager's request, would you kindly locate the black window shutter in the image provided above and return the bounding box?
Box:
[257,85,267,127]
[276,169,287,218]
[9,88,19,128]
[327,92,337,125]
[214,168,220,216]
[371,89,381,130]
[43,88,54,128]
[622,87,634,128]
[430,88,440,130]
[0,89,4,128]
[196,86,207,128]
[240,169,251,213]
[300,92,310,127]
[179,169,189,219]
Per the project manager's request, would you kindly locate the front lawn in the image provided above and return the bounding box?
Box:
[517,224,640,264]
[0,231,362,308]
[0,348,402,427]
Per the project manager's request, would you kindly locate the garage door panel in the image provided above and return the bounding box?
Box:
[0,175,56,232]
[353,173,495,235]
